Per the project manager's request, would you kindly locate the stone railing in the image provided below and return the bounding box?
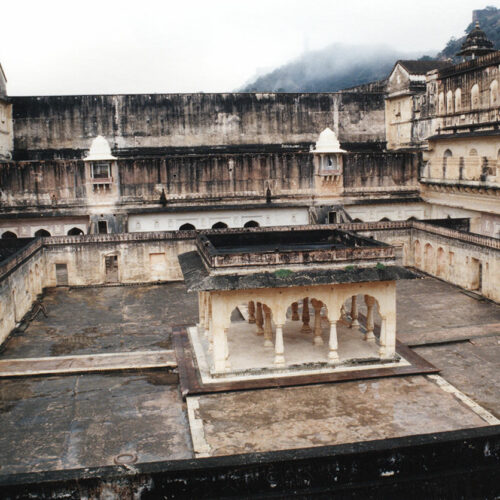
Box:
[411,221,500,250]
[0,238,43,281]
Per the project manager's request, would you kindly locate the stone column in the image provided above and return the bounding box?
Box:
[224,327,231,370]
[198,292,205,332]
[311,299,324,345]
[364,295,376,341]
[248,301,256,323]
[328,320,339,363]
[378,318,387,357]
[301,297,312,333]
[291,302,300,321]
[349,295,359,328]
[274,323,285,366]
[263,304,274,347]
[255,302,264,335]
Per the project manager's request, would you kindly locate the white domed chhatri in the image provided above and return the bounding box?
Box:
[84,136,116,161]
[312,127,346,154]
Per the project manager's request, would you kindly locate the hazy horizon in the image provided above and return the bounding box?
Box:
[1,0,497,95]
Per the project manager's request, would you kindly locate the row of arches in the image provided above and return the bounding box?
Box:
[438,79,498,114]
[179,220,260,231]
[201,284,397,373]
[1,227,85,239]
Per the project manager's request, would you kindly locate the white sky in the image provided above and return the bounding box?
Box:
[1,0,498,95]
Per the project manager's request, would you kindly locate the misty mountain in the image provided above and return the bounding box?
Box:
[240,44,419,92]
[240,6,500,93]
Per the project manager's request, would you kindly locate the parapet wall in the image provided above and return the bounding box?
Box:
[11,92,385,160]
[0,151,419,210]
[1,221,498,344]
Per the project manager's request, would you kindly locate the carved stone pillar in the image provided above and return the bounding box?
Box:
[255,302,264,335]
[311,298,324,345]
[248,301,256,323]
[291,302,300,321]
[350,295,359,328]
[301,297,312,333]
[224,327,231,370]
[364,295,376,341]
[274,323,285,366]
[263,304,274,347]
[328,320,339,363]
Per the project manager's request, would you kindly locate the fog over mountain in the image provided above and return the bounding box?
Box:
[240,6,500,93]
[239,44,422,92]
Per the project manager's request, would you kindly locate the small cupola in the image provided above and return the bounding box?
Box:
[84,136,116,161]
[311,128,346,179]
[457,21,495,60]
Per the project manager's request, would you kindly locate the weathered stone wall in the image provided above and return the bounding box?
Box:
[43,234,195,286]
[0,240,46,344]
[11,92,385,160]
[343,152,419,193]
[0,151,421,213]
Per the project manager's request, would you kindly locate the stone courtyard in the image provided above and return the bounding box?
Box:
[0,276,498,473]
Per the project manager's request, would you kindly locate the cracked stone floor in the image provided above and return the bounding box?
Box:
[0,277,498,472]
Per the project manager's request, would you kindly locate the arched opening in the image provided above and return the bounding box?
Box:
[455,88,462,112]
[243,220,259,228]
[438,92,445,114]
[446,90,453,113]
[424,243,434,274]
[379,217,391,222]
[490,80,498,106]
[437,247,446,277]
[471,83,480,109]
[212,222,228,229]
[67,227,84,236]
[34,229,51,237]
[407,216,417,221]
[179,223,196,231]
[352,218,363,223]
[414,240,422,267]
[1,231,17,239]
[443,149,452,179]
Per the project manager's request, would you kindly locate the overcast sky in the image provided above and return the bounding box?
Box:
[1,0,497,95]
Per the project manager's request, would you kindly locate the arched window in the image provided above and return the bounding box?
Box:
[455,88,462,112]
[443,149,452,179]
[490,80,498,106]
[446,90,453,113]
[34,229,51,237]
[379,217,391,222]
[212,222,228,229]
[67,227,84,236]
[471,83,480,109]
[244,220,260,228]
[179,223,196,231]
[438,92,445,114]
[1,231,17,239]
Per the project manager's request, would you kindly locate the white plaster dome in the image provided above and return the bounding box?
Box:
[313,127,346,154]
[85,135,116,161]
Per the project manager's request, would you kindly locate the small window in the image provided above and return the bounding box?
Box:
[35,229,51,237]
[98,221,108,234]
[244,220,259,228]
[1,231,17,239]
[92,162,111,179]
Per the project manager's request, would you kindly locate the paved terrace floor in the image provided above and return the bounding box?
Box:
[0,277,498,474]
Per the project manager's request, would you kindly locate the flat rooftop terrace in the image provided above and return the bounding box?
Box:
[0,277,498,483]
[197,228,394,272]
